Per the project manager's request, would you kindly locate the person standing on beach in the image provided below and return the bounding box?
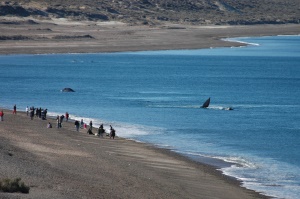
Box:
[87,121,93,134]
[80,119,84,128]
[44,109,48,119]
[59,115,65,128]
[26,106,28,116]
[89,121,93,129]
[38,107,42,118]
[57,115,62,128]
[13,104,16,114]
[0,110,4,121]
[98,124,105,138]
[30,108,34,120]
[65,112,69,122]
[109,125,116,139]
[74,120,80,131]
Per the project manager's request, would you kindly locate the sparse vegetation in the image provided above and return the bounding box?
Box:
[0,0,299,25]
[0,178,30,193]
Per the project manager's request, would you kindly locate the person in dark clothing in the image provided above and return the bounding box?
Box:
[13,104,17,114]
[98,124,106,138]
[30,109,34,120]
[109,125,116,139]
[35,108,39,117]
[87,121,93,134]
[38,108,42,118]
[57,115,62,128]
[74,120,80,131]
[60,115,64,127]
[80,119,84,128]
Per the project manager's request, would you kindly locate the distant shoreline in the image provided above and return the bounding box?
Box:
[0,21,299,55]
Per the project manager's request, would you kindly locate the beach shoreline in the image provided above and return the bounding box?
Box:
[0,19,299,55]
[1,21,298,198]
[0,107,269,199]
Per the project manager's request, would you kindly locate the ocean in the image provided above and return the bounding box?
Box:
[0,35,299,199]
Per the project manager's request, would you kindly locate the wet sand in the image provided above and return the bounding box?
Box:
[0,108,269,199]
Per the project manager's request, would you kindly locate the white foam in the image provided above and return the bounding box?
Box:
[221,157,300,199]
[222,38,260,46]
[48,111,164,138]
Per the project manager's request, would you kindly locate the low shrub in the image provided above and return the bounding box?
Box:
[0,178,30,193]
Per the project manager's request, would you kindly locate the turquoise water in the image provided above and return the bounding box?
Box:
[0,35,299,198]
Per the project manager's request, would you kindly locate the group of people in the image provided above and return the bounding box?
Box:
[56,115,65,128]
[52,112,117,139]
[3,104,117,139]
[84,120,116,139]
[0,105,48,121]
[26,106,48,120]
[54,112,71,128]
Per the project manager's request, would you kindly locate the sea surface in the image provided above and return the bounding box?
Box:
[1,35,300,199]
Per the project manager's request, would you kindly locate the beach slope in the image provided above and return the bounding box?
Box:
[0,110,268,198]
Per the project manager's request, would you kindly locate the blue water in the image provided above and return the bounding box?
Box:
[1,35,300,199]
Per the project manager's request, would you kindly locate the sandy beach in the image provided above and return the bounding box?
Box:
[0,108,269,199]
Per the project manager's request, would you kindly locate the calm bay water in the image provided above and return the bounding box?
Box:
[0,35,299,198]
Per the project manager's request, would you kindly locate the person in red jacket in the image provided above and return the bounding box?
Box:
[0,110,4,121]
[65,112,69,122]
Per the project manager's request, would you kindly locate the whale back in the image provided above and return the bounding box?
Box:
[62,88,75,92]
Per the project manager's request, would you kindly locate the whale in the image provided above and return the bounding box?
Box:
[61,88,75,92]
[201,97,210,108]
[222,107,234,111]
[200,97,233,110]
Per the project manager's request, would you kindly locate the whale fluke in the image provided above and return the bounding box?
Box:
[62,88,75,92]
[201,97,210,108]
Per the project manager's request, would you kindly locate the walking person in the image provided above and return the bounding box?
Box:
[0,110,4,121]
[26,106,28,116]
